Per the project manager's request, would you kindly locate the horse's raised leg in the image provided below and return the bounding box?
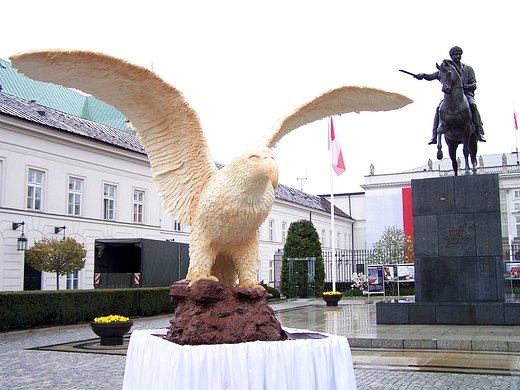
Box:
[436,130,443,160]
[436,138,443,160]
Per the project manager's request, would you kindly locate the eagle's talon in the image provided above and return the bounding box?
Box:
[238,281,266,291]
[187,275,219,288]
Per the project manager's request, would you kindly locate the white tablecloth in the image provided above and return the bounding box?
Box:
[122,328,357,390]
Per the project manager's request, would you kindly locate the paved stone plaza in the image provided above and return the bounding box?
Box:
[1,299,519,389]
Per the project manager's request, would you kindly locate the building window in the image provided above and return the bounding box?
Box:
[281,221,287,243]
[66,272,79,289]
[500,189,509,237]
[514,190,520,199]
[329,230,332,248]
[173,220,182,231]
[321,229,326,246]
[103,184,116,220]
[269,219,275,241]
[68,177,82,216]
[0,159,3,207]
[133,190,144,223]
[503,213,510,238]
[27,169,43,210]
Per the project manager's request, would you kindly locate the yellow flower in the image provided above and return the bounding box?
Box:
[323,291,341,296]
[93,315,130,323]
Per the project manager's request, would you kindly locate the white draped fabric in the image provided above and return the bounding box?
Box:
[122,328,357,390]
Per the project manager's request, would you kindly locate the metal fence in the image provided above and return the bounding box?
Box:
[505,242,520,261]
[271,242,516,291]
[322,250,373,283]
[270,249,373,291]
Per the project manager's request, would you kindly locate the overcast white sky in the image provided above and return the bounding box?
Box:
[2,1,519,194]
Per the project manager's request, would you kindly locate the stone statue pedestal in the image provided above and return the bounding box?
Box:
[377,174,520,325]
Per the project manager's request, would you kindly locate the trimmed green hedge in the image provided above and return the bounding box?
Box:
[342,289,365,297]
[341,286,415,297]
[261,284,281,299]
[0,287,175,332]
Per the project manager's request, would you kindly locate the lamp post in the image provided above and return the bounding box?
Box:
[12,222,28,251]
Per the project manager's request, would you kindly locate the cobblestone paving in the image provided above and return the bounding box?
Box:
[0,316,170,390]
[1,303,519,389]
[354,370,519,390]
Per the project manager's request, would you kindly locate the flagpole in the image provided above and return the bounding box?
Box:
[329,118,337,292]
[514,102,519,164]
[328,116,345,293]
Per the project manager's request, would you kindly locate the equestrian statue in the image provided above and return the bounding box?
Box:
[402,46,484,175]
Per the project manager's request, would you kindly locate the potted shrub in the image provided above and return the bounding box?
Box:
[91,315,133,346]
[322,291,342,306]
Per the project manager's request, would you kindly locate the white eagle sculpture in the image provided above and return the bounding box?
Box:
[10,50,412,290]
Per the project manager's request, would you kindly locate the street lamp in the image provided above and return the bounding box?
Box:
[12,222,28,251]
[54,226,66,241]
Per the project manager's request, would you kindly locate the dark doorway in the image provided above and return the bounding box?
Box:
[24,260,41,290]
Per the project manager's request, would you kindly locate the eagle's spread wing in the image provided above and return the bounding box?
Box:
[261,86,413,148]
[10,50,216,225]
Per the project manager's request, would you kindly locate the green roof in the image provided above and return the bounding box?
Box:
[0,58,129,131]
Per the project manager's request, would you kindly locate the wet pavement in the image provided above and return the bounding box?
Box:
[0,298,519,389]
[275,299,520,352]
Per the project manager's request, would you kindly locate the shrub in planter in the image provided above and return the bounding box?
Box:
[322,291,342,306]
[91,315,133,346]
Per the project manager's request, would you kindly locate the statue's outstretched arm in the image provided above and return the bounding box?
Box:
[415,72,439,81]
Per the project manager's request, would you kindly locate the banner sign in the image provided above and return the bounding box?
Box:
[397,264,415,282]
[367,265,384,292]
[505,262,520,278]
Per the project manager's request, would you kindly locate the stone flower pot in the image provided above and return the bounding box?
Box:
[90,321,133,346]
[322,294,342,306]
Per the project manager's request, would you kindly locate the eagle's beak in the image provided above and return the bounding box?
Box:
[265,157,278,189]
[270,172,278,189]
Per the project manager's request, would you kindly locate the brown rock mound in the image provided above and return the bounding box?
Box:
[165,280,287,345]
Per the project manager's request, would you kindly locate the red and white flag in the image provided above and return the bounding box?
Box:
[328,117,345,176]
[514,111,518,131]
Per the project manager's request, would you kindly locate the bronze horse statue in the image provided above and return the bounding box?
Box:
[435,59,478,175]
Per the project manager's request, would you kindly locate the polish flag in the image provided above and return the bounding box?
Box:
[328,117,345,176]
[515,111,518,130]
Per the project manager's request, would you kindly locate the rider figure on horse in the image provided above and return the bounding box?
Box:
[415,46,485,144]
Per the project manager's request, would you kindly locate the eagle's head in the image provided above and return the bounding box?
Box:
[225,147,278,194]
